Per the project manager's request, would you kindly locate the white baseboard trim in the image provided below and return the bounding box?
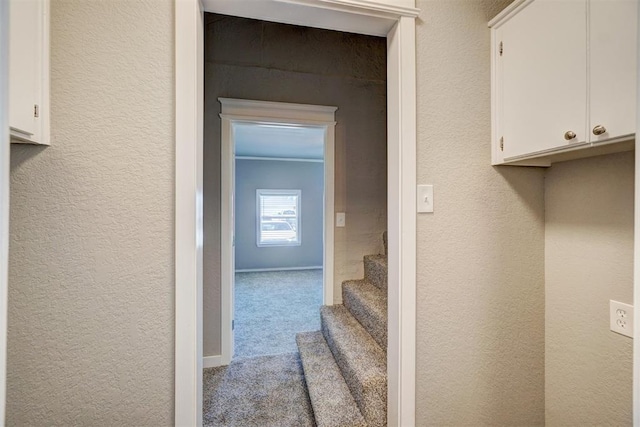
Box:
[203,355,225,369]
[235,266,323,273]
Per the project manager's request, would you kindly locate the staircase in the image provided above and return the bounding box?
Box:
[296,233,388,427]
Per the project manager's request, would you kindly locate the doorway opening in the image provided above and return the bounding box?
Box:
[231,120,332,359]
[219,98,337,364]
[174,1,419,424]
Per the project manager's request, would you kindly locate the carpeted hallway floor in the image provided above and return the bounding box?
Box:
[233,269,323,358]
[203,270,323,426]
[203,353,315,427]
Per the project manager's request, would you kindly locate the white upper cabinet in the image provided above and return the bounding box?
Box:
[9,0,49,145]
[490,0,637,166]
[589,0,637,145]
[498,0,587,160]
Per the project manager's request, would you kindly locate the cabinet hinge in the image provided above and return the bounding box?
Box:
[34,104,39,118]
[500,136,504,151]
[232,320,235,330]
[499,41,503,56]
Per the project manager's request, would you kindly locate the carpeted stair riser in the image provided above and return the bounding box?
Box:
[342,280,387,351]
[320,305,387,427]
[296,331,367,427]
[364,254,388,290]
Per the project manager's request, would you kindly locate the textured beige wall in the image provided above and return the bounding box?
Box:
[415,0,546,424]
[7,0,174,424]
[545,152,634,426]
[203,15,387,357]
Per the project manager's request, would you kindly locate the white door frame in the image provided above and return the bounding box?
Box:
[634,3,640,425]
[0,0,9,421]
[219,98,337,365]
[175,0,204,425]
[175,1,419,426]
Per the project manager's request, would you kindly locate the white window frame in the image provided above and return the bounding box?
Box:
[256,189,302,247]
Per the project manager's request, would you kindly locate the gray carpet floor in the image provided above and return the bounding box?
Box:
[234,269,323,358]
[203,353,316,427]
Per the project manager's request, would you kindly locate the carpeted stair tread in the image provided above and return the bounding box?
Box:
[296,331,367,427]
[342,280,387,351]
[207,353,315,426]
[321,305,386,427]
[364,254,387,290]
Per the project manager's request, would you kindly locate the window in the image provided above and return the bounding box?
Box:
[257,189,301,247]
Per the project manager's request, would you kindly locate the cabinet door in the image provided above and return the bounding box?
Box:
[499,0,587,160]
[9,0,39,139]
[589,0,637,144]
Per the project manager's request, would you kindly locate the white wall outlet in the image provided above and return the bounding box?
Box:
[336,212,345,227]
[610,300,634,338]
[417,184,434,213]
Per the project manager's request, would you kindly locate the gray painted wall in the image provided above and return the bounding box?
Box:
[235,159,323,270]
[204,14,387,357]
[545,152,634,425]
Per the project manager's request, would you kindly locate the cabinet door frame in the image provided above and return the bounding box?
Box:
[492,0,588,163]
[491,0,638,166]
[588,0,637,145]
[9,0,49,145]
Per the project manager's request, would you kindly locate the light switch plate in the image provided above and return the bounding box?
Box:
[336,212,345,227]
[417,185,434,213]
[610,300,634,338]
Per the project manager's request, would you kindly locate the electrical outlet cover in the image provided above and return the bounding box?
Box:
[610,300,634,338]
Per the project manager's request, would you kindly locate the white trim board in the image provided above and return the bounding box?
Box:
[202,0,418,37]
[0,0,9,421]
[634,2,640,425]
[386,17,417,426]
[203,355,225,369]
[236,266,323,273]
[175,2,419,426]
[175,0,204,426]
[219,97,338,121]
[220,97,337,366]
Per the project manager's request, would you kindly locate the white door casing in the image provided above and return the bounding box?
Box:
[175,0,204,425]
[634,2,640,425]
[219,110,235,366]
[0,0,10,421]
[175,1,419,426]
[219,98,337,365]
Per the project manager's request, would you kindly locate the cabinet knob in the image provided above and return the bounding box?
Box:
[592,125,607,136]
[564,131,577,140]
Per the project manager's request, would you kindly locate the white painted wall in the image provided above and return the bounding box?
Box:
[415,0,546,424]
[7,0,175,424]
[545,152,634,425]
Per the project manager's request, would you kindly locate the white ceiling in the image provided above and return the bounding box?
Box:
[233,122,325,160]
